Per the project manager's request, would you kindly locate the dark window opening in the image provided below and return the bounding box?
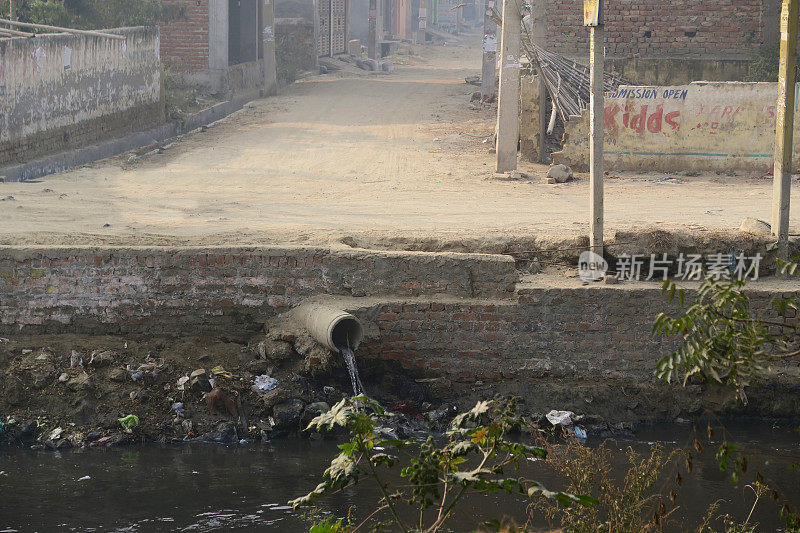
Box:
[229,0,261,66]
[643,30,651,38]
[684,30,696,38]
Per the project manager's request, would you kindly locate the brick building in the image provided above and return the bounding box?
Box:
[160,0,265,93]
[536,0,777,60]
[522,0,782,84]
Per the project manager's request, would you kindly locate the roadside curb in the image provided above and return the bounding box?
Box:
[0,96,257,183]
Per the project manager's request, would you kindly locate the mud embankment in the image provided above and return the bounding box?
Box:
[2,325,799,451]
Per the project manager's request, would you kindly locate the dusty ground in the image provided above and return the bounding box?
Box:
[0,35,797,251]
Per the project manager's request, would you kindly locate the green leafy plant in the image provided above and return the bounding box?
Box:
[291,396,597,532]
[653,259,800,530]
[309,517,351,533]
[1,0,184,29]
[653,259,799,402]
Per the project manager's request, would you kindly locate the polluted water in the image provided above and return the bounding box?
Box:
[336,344,364,396]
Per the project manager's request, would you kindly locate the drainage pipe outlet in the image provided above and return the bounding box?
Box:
[294,304,364,352]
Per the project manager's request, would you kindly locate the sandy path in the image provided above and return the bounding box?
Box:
[0,36,797,250]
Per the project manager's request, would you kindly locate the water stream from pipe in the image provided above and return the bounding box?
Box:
[336,344,364,396]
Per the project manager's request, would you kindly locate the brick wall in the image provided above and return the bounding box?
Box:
[160,0,210,73]
[0,247,516,338]
[0,103,164,166]
[0,27,164,166]
[350,282,799,421]
[543,0,764,59]
[3,246,797,420]
[354,282,798,382]
[357,291,677,382]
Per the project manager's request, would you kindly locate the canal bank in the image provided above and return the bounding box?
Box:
[0,245,799,450]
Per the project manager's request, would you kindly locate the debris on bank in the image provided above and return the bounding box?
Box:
[0,330,641,451]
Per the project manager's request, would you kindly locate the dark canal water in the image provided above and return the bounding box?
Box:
[1,422,798,532]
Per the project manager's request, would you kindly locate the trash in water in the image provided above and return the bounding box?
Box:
[573,426,587,440]
[118,414,140,432]
[546,410,574,426]
[77,476,91,481]
[49,427,63,440]
[253,375,279,392]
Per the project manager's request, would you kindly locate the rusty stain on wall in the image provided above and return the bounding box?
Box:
[556,82,800,172]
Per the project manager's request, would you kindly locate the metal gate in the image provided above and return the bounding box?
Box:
[318,0,347,56]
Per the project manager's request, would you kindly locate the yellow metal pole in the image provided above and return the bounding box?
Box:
[772,0,798,260]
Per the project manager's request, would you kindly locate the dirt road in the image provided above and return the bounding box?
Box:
[1,36,797,251]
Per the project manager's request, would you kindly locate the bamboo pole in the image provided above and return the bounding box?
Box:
[0,18,126,39]
[0,26,34,37]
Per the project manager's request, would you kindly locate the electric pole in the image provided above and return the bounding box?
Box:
[494,0,520,173]
[772,0,797,261]
[586,0,604,255]
[261,0,278,96]
[368,0,377,59]
[481,0,498,99]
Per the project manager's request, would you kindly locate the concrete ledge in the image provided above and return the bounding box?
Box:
[0,97,256,183]
[0,246,518,337]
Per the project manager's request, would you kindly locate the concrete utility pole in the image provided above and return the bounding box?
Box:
[418,0,427,44]
[261,0,278,97]
[480,0,498,99]
[368,0,378,59]
[586,0,604,254]
[771,0,797,260]
[537,73,547,163]
[494,0,521,173]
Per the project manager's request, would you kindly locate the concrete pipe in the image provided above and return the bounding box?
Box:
[295,304,364,352]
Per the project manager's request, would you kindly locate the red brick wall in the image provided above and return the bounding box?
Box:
[357,286,798,383]
[0,247,516,337]
[544,0,764,59]
[160,0,210,73]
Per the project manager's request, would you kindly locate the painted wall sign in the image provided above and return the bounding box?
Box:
[559,82,800,172]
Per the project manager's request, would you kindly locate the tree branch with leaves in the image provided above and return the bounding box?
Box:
[290,396,597,532]
[653,259,799,403]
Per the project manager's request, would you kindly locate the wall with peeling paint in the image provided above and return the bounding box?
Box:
[0,27,163,165]
[555,82,798,173]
